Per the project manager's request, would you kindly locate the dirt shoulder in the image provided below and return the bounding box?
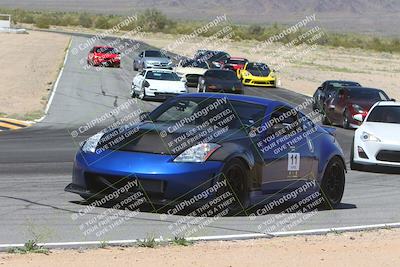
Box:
[0,31,69,120]
[137,32,400,100]
[1,229,400,267]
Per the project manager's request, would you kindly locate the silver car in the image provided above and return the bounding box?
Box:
[133,50,174,71]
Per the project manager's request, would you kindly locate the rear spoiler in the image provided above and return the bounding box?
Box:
[320,126,336,136]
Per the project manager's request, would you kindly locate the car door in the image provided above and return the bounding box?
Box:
[260,106,317,193]
[327,88,346,123]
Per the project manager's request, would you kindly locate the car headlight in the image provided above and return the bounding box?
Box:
[167,61,173,66]
[173,143,221,163]
[270,72,276,78]
[82,132,104,153]
[352,104,365,113]
[243,71,250,77]
[361,131,381,142]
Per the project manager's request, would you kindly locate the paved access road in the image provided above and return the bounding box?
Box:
[0,34,399,245]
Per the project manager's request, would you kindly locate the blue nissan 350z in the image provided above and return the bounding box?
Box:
[65,93,346,213]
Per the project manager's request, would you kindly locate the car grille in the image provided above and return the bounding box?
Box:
[154,92,178,98]
[376,150,400,163]
[85,172,165,196]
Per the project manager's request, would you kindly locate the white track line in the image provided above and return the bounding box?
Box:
[35,38,72,123]
[1,222,400,250]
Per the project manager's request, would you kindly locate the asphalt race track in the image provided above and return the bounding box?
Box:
[0,34,399,245]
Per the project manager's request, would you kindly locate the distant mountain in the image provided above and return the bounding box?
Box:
[0,0,399,35]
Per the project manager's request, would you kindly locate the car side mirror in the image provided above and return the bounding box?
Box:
[328,104,336,110]
[318,86,323,90]
[354,114,363,122]
[180,77,187,83]
[139,112,151,122]
[391,98,396,102]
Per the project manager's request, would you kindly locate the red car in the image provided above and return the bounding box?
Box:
[322,86,391,129]
[87,46,121,68]
[221,57,248,71]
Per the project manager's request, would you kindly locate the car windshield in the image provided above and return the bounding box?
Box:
[209,52,230,61]
[95,47,117,54]
[145,71,180,81]
[205,70,237,80]
[367,106,400,124]
[348,89,389,101]
[246,63,270,76]
[145,50,164,57]
[151,97,266,129]
[226,59,247,65]
[181,60,208,68]
[329,81,361,87]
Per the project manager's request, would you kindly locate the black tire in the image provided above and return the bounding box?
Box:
[138,86,147,100]
[319,157,345,209]
[217,158,249,215]
[322,112,330,125]
[342,110,350,129]
[350,138,364,171]
[131,86,137,98]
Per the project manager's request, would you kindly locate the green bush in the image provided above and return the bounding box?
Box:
[0,7,399,53]
[35,14,50,29]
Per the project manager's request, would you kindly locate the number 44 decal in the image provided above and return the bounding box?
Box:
[288,152,300,171]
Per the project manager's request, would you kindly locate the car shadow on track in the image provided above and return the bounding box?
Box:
[70,199,357,218]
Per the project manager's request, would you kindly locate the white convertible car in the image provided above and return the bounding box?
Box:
[131,69,188,100]
[351,101,400,170]
[174,59,209,87]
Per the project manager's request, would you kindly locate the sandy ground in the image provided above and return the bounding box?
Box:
[136,32,400,100]
[1,229,400,267]
[0,31,69,119]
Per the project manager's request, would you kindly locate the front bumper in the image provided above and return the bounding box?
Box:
[145,87,187,99]
[242,76,276,87]
[94,58,121,66]
[144,64,173,70]
[66,150,225,203]
[353,138,400,167]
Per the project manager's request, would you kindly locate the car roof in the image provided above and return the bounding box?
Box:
[344,86,383,91]
[229,57,247,60]
[375,101,400,106]
[176,93,287,107]
[326,80,359,83]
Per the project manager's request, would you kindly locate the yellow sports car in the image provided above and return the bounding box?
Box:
[237,62,277,87]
